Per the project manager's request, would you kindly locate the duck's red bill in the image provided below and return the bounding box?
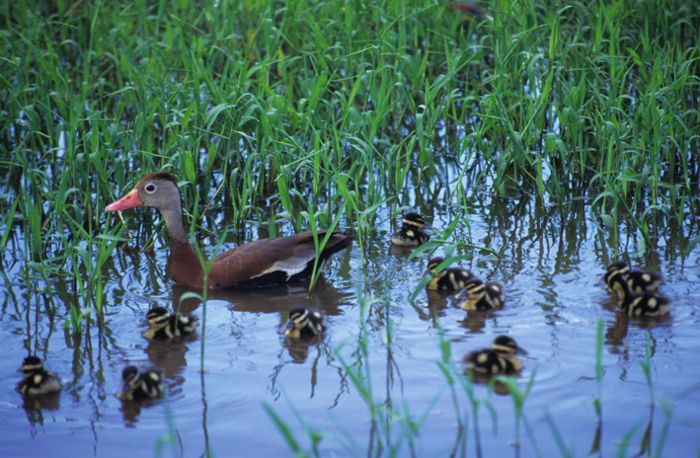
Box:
[105,188,143,212]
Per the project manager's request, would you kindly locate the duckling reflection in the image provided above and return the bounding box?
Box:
[605,311,630,349]
[425,289,450,310]
[391,212,430,247]
[459,310,492,333]
[22,392,60,425]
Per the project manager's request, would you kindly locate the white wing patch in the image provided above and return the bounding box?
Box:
[251,253,316,280]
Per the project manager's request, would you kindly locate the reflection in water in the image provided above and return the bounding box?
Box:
[283,335,323,363]
[1,148,699,457]
[459,311,492,333]
[119,398,161,426]
[171,275,352,316]
[21,392,60,426]
[426,290,450,312]
[145,339,192,380]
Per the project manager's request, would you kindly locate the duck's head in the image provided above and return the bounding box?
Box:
[605,261,629,283]
[401,212,429,230]
[492,336,527,356]
[122,366,140,386]
[106,172,180,213]
[20,355,43,373]
[427,257,445,273]
[454,277,484,300]
[283,307,324,338]
[146,307,170,327]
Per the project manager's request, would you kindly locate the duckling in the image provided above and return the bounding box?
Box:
[605,261,663,294]
[455,278,505,311]
[118,366,164,401]
[608,272,671,317]
[283,307,325,339]
[390,212,430,247]
[464,336,526,376]
[17,356,61,396]
[426,256,474,291]
[143,306,198,340]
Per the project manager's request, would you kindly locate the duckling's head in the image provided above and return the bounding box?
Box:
[20,356,43,373]
[427,257,445,273]
[122,366,140,385]
[606,261,630,281]
[146,307,170,327]
[465,277,486,293]
[401,212,428,229]
[492,336,526,356]
[283,307,324,338]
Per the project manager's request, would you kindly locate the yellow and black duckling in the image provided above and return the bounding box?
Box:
[464,336,526,376]
[605,261,663,294]
[426,256,474,291]
[143,306,198,340]
[454,278,505,311]
[608,273,671,317]
[17,356,61,396]
[605,262,670,317]
[118,366,164,401]
[390,212,430,247]
[283,307,325,339]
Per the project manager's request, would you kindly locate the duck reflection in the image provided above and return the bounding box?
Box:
[21,392,60,425]
[604,299,672,354]
[459,310,492,333]
[426,289,450,311]
[171,275,351,316]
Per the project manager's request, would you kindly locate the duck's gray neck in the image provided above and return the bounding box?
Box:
[158,200,207,288]
[160,202,188,244]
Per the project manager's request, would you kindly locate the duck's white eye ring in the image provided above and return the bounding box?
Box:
[144,183,156,193]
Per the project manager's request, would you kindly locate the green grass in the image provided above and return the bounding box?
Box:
[2,0,698,289]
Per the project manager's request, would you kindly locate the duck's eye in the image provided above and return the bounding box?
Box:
[144,183,156,194]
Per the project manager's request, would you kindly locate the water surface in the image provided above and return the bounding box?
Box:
[1,174,699,457]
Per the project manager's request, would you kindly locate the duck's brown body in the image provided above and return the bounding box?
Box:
[106,173,353,289]
[170,231,352,289]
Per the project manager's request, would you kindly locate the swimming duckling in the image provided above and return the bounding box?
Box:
[17,356,61,396]
[118,366,164,401]
[455,278,505,311]
[283,307,325,339]
[426,257,474,291]
[143,306,198,340]
[608,272,671,317]
[464,336,526,376]
[605,261,663,294]
[390,212,430,247]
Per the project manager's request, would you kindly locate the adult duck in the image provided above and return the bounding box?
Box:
[106,172,353,289]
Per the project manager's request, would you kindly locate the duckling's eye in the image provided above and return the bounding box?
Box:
[144,183,157,194]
